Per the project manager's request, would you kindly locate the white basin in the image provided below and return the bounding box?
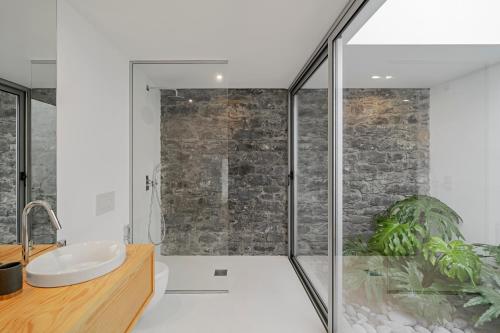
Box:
[26,241,126,287]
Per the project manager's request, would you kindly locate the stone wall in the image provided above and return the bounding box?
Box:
[295,89,329,256]
[0,90,18,244]
[343,88,430,238]
[0,88,57,244]
[292,88,430,250]
[31,88,57,243]
[158,87,430,254]
[160,89,288,255]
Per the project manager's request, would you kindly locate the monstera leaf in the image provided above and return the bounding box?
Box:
[370,216,425,256]
[464,282,500,327]
[474,243,500,265]
[387,195,463,241]
[343,255,387,308]
[343,237,377,256]
[423,237,482,285]
[390,261,455,323]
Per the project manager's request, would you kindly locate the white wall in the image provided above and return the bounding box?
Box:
[132,68,161,244]
[0,0,56,87]
[430,63,500,244]
[57,0,129,243]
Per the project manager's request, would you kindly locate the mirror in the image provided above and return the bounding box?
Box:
[0,0,57,245]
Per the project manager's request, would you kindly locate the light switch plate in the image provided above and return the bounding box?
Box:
[96,191,115,216]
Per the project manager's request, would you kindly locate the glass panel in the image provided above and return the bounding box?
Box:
[294,59,329,305]
[30,62,57,244]
[132,63,230,255]
[0,89,19,244]
[338,2,500,332]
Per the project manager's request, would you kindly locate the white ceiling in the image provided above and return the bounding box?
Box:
[296,44,500,90]
[0,0,56,88]
[67,0,349,88]
[341,0,500,88]
[135,63,230,89]
[342,45,500,88]
[4,0,499,91]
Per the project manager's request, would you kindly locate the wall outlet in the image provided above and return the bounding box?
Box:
[96,191,115,216]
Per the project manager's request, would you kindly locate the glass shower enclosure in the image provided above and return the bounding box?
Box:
[131,61,230,256]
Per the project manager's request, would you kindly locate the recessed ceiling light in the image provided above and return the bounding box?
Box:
[188,99,193,103]
[371,75,381,79]
[403,99,410,102]
[216,74,223,82]
[385,75,393,79]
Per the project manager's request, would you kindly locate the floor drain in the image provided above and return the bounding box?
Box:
[214,269,228,277]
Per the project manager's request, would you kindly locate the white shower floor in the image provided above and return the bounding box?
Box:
[133,256,326,333]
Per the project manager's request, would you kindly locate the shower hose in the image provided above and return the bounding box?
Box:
[148,164,166,246]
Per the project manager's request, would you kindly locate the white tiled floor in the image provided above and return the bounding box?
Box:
[133,256,326,333]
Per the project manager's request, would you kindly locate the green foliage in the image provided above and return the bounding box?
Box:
[464,278,500,327]
[387,195,463,241]
[474,243,500,265]
[343,256,387,308]
[390,261,455,323]
[344,237,377,256]
[369,216,425,256]
[423,237,482,285]
[346,194,500,327]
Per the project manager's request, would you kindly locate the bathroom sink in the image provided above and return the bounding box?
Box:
[26,241,126,287]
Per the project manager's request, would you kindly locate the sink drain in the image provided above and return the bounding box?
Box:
[214,269,228,277]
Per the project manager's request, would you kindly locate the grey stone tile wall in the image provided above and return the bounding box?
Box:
[32,88,57,107]
[0,90,18,244]
[295,89,329,256]
[343,88,430,238]
[160,89,288,255]
[157,87,429,255]
[0,88,57,244]
[31,89,57,243]
[293,88,430,253]
[227,89,288,255]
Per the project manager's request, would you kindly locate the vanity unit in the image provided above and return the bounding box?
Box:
[0,244,154,333]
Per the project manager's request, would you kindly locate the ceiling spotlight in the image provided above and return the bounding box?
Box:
[385,75,393,79]
[188,99,193,103]
[371,75,381,79]
[216,74,223,82]
[403,99,410,102]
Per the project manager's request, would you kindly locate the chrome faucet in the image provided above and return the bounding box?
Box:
[21,200,62,265]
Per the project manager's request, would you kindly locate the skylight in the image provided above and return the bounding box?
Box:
[348,0,500,45]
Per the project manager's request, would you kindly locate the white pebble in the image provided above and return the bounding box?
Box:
[414,325,431,333]
[352,324,368,333]
[357,313,368,322]
[361,305,372,313]
[376,325,392,333]
[346,305,357,317]
[375,314,389,323]
[433,327,451,333]
[361,323,377,333]
[388,311,418,326]
[452,319,468,330]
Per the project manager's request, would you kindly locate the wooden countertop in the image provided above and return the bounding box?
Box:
[0,244,56,263]
[0,244,154,333]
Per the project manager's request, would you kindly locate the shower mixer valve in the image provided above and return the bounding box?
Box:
[145,175,158,191]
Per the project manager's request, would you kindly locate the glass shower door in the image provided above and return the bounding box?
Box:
[131,62,230,256]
